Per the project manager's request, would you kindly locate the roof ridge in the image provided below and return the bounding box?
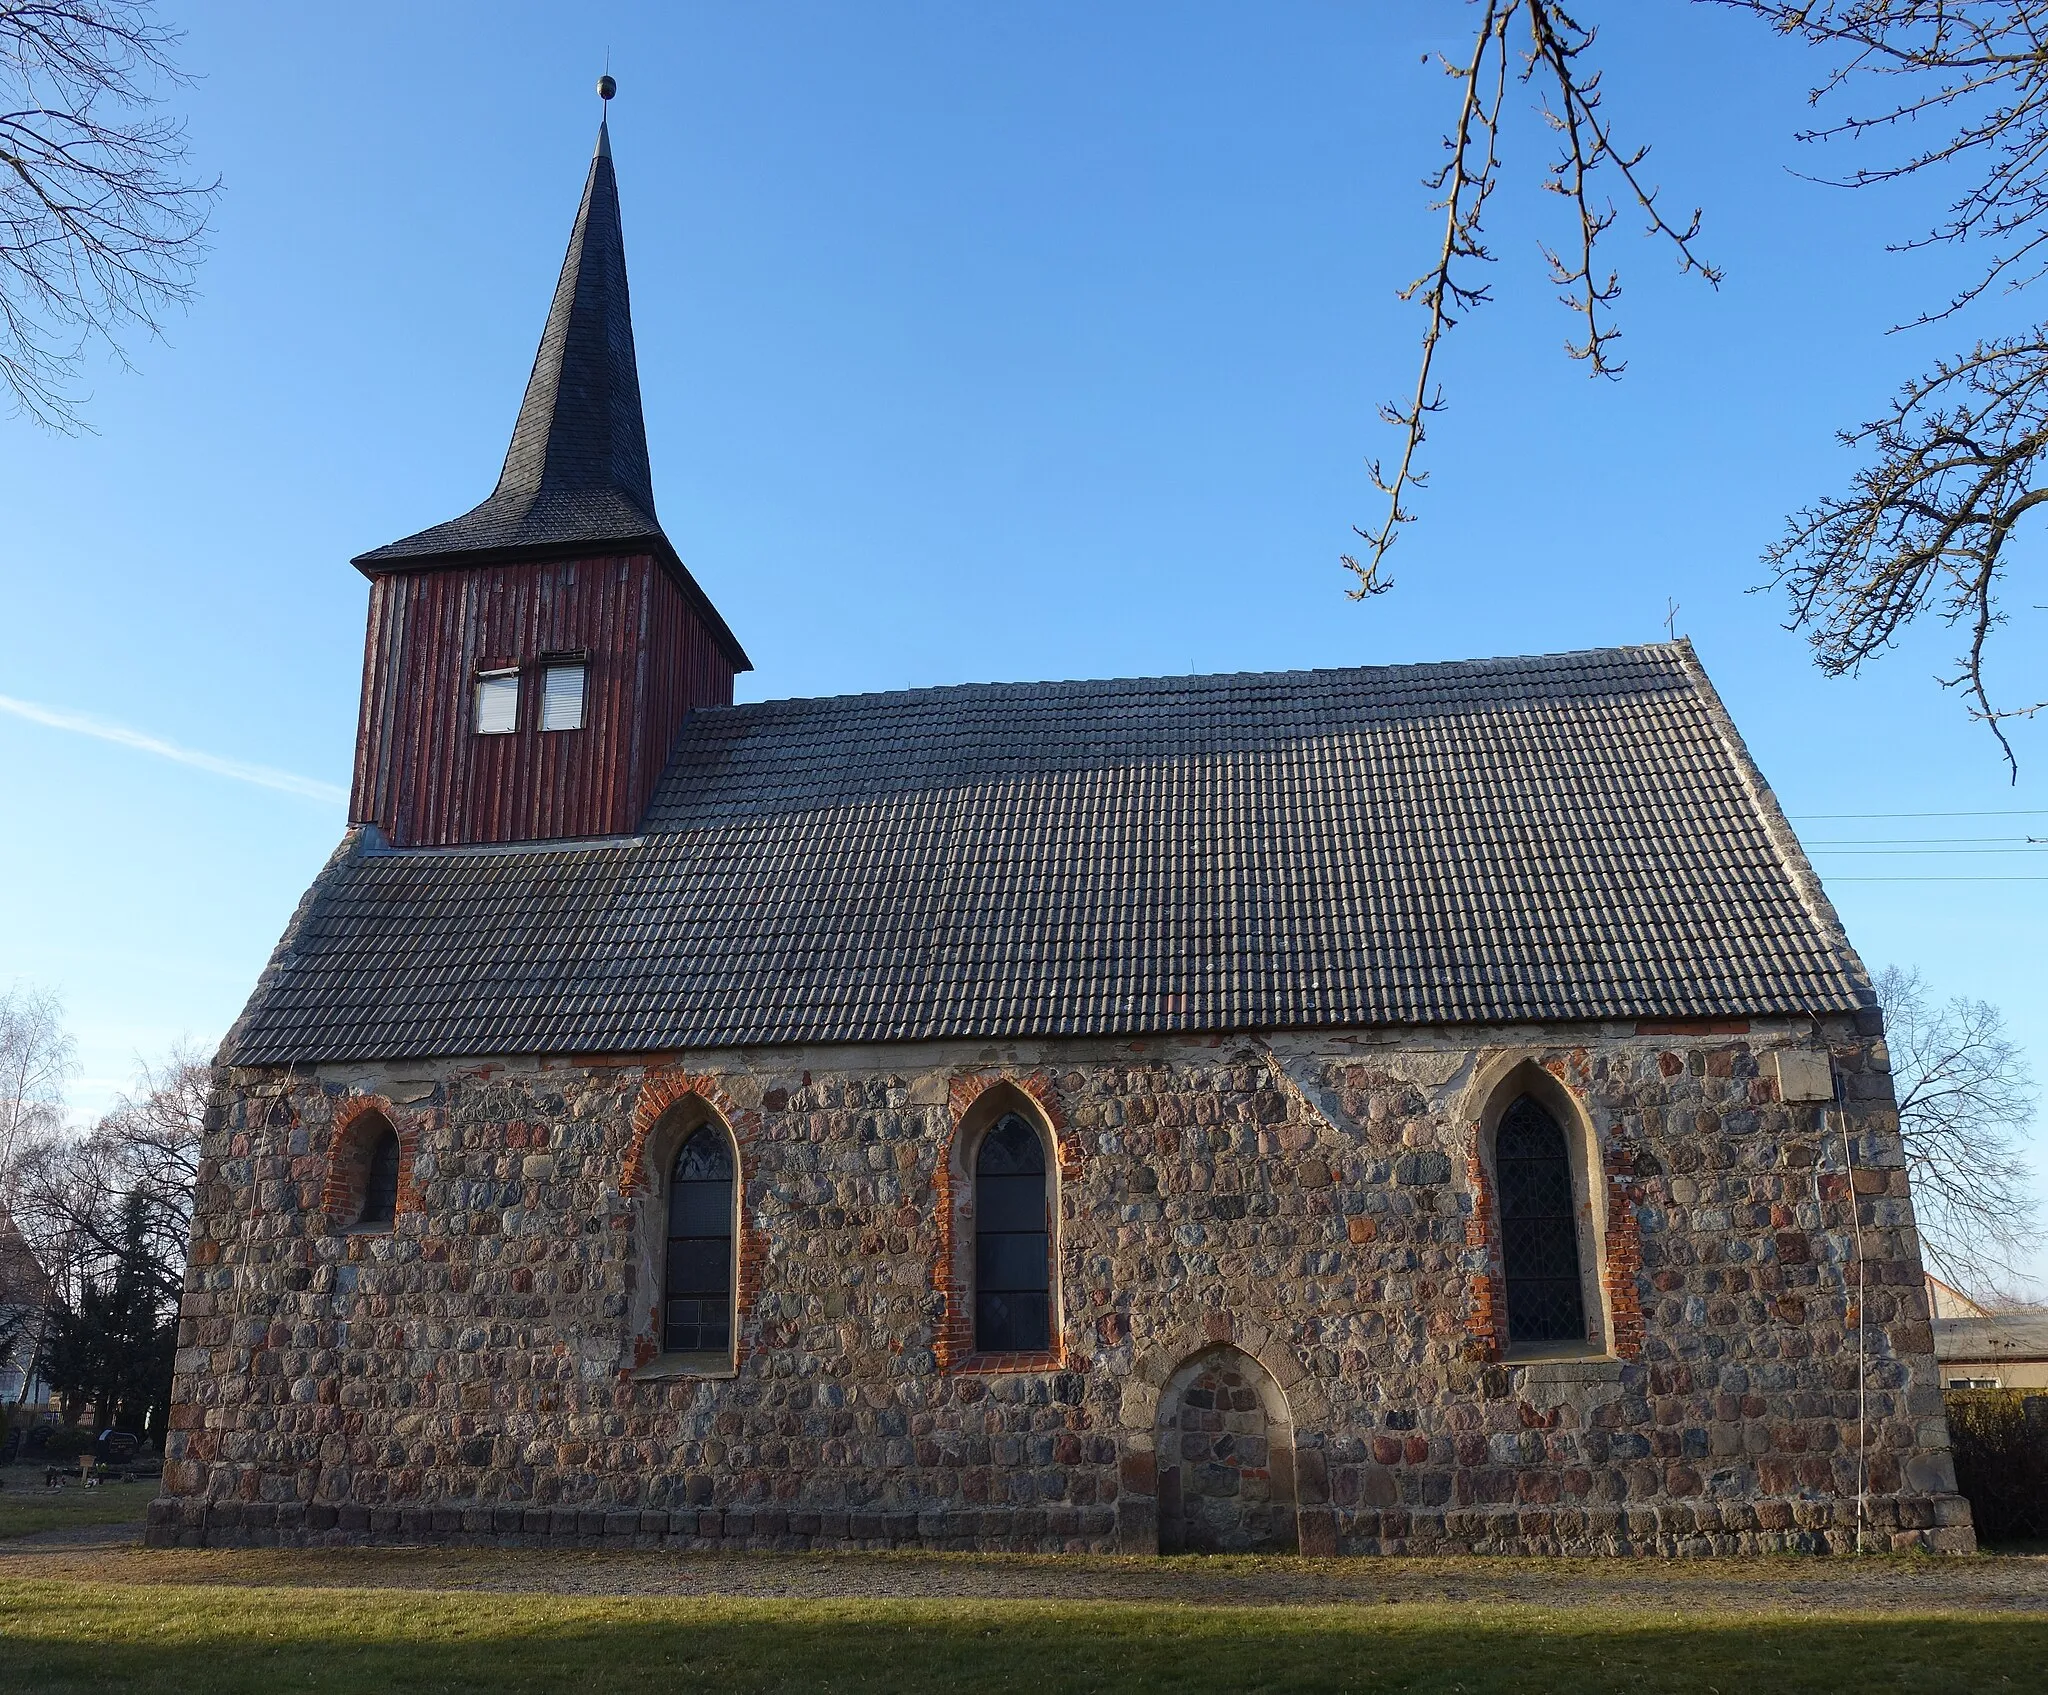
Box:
[716,641,1692,715]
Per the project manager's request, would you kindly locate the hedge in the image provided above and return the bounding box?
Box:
[1945,1389,2048,1544]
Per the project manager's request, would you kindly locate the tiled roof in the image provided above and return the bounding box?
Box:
[1934,1315,2048,1364]
[222,642,1871,1065]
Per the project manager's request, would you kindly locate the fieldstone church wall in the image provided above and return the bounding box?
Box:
[153,1015,1974,1555]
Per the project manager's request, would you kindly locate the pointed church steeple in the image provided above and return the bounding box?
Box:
[356,117,670,570]
[481,115,660,545]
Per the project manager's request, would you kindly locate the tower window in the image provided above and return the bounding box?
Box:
[541,662,586,731]
[475,669,519,734]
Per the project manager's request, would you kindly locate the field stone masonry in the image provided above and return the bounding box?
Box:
[154,112,1971,1558]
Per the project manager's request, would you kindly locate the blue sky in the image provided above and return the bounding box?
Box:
[2,2,2042,1281]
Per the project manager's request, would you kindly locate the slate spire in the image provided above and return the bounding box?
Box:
[354,117,669,569]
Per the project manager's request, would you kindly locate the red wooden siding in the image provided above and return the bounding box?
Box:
[350,555,734,847]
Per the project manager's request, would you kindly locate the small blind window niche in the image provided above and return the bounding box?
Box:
[541,662,586,731]
[360,1128,400,1228]
[475,669,519,734]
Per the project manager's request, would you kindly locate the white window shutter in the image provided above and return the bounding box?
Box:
[475,671,519,734]
[541,663,586,732]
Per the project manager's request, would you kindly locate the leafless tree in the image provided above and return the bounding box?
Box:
[0,0,217,428]
[6,1040,204,1424]
[9,1045,203,1318]
[1352,0,1721,596]
[0,982,72,1201]
[0,982,72,1412]
[0,1213,46,1401]
[1378,3,2048,770]
[1877,964,2043,1305]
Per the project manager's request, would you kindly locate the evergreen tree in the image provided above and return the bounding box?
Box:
[38,1191,178,1433]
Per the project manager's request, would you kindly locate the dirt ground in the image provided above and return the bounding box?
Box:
[4,1519,2045,1613]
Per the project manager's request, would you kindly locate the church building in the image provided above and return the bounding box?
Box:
[155,112,1972,1556]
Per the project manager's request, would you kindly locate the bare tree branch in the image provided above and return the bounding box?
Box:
[1728,2,2048,322]
[1765,330,2048,777]
[1716,3,2048,766]
[0,0,218,429]
[1528,4,1722,371]
[1353,0,1719,595]
[1347,1,1514,596]
[1372,4,2048,761]
[1877,963,2043,1304]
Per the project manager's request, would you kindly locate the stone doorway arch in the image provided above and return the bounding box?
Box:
[1155,1344,1298,1554]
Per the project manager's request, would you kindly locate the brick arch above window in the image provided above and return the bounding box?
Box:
[946,1069,1068,1146]
[1458,1053,1644,1363]
[620,1069,763,1376]
[622,1070,752,1198]
[321,1096,420,1231]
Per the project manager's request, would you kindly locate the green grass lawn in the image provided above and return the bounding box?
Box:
[1,1578,2042,1694]
[0,1476,158,1540]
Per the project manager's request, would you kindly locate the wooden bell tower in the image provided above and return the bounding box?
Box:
[348,108,748,849]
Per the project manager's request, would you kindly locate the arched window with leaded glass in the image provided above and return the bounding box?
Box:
[974,1112,1051,1354]
[1496,1093,1587,1348]
[665,1128,735,1358]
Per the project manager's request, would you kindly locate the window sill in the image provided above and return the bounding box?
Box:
[949,1350,1065,1376]
[634,1352,736,1382]
[1501,1341,1608,1363]
[1503,1350,1624,1387]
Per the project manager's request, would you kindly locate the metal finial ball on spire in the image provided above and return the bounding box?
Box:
[597,73,616,101]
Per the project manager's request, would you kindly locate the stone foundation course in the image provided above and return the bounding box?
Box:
[158,1017,1974,1556]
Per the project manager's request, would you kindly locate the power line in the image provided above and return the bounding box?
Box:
[1827,876,2048,882]
[1787,808,2048,820]
[1810,848,2047,856]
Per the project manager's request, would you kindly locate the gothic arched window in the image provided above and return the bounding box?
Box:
[1496,1094,1586,1347]
[974,1112,1050,1353]
[665,1128,735,1356]
[359,1126,400,1228]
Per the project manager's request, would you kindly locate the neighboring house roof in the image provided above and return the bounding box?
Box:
[1926,1273,1994,1320]
[351,122,747,672]
[1935,1315,2048,1369]
[222,640,1871,1066]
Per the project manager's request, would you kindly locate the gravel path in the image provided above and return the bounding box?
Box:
[3,1535,2045,1613]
